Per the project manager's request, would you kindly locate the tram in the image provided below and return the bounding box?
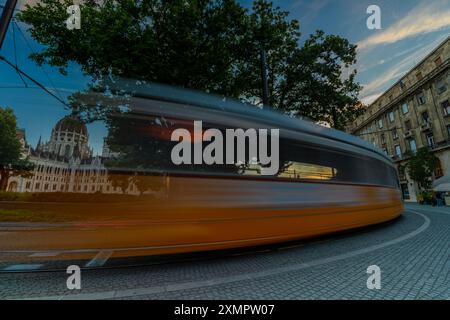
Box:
[0,81,403,259]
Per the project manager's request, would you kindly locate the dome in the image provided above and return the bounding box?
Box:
[54,115,88,136]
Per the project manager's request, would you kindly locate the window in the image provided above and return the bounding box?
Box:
[277,138,398,187]
[402,103,409,114]
[435,159,443,178]
[421,111,430,124]
[392,129,399,140]
[434,56,443,67]
[399,80,406,90]
[426,133,435,148]
[278,162,335,180]
[378,119,383,129]
[405,120,412,131]
[436,78,447,94]
[417,92,426,105]
[408,139,417,153]
[398,165,406,180]
[382,148,388,156]
[388,111,395,122]
[447,125,450,136]
[381,134,386,144]
[395,145,402,157]
[442,100,450,116]
[401,184,410,200]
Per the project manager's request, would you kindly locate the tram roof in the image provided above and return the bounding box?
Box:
[104,79,393,166]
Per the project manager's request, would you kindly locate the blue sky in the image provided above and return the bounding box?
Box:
[1,0,450,153]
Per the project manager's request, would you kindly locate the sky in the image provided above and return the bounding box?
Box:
[1,0,450,152]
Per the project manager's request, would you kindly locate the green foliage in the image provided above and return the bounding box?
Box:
[0,107,22,165]
[406,148,438,190]
[418,190,434,203]
[18,0,362,128]
[0,107,35,191]
[274,30,362,129]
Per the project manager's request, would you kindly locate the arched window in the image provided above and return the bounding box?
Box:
[7,181,18,192]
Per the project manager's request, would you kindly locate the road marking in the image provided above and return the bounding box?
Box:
[84,250,114,268]
[23,210,431,300]
[3,264,43,272]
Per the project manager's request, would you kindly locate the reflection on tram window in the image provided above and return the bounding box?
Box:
[278,139,398,188]
[0,105,168,203]
[278,162,336,180]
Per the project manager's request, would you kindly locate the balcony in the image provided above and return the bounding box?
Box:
[431,139,450,150]
[404,130,413,138]
[420,122,432,132]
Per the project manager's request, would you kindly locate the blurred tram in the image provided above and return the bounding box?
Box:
[0,81,403,259]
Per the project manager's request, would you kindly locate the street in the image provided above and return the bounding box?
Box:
[0,204,448,300]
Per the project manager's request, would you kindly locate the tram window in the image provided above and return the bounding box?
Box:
[278,139,398,187]
[278,162,335,180]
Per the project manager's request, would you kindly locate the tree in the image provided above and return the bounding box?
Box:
[273,30,362,129]
[0,107,34,191]
[18,0,362,128]
[406,148,438,191]
[18,0,251,97]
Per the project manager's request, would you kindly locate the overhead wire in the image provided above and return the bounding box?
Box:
[0,4,70,108]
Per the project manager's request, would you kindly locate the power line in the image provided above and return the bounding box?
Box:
[0,55,70,108]
[13,20,66,101]
[11,19,27,87]
[0,1,69,108]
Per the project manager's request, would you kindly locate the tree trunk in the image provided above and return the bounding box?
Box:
[0,168,10,191]
[332,107,339,129]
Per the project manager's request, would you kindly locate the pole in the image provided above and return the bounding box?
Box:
[260,47,269,108]
[332,106,339,129]
[0,0,18,50]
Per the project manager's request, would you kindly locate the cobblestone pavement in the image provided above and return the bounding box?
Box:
[0,204,448,300]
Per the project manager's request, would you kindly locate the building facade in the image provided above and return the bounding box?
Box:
[348,36,450,202]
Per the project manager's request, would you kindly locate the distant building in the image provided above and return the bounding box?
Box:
[7,115,140,195]
[348,36,450,201]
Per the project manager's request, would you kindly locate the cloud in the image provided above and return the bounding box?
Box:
[360,93,382,106]
[290,0,329,27]
[359,34,448,100]
[357,0,450,50]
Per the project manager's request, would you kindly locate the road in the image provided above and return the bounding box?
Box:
[0,204,449,300]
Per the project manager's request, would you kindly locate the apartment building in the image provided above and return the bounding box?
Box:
[348,36,450,202]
